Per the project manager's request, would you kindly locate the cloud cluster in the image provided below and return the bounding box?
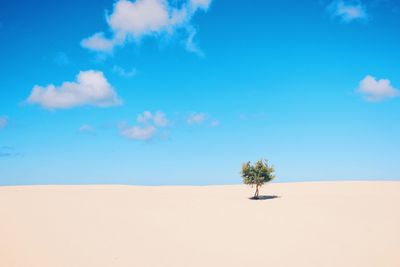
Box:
[0,116,8,129]
[27,70,121,109]
[328,0,367,23]
[137,110,169,127]
[120,111,169,140]
[81,0,212,54]
[357,75,399,101]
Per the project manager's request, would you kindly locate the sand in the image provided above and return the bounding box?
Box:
[0,181,399,267]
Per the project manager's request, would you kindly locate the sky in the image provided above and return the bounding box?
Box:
[0,0,400,185]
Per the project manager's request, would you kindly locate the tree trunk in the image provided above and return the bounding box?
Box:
[254,184,259,198]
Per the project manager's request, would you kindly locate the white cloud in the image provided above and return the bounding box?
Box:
[120,111,169,140]
[152,111,169,127]
[190,0,212,10]
[137,111,153,124]
[81,0,212,54]
[184,27,204,57]
[328,0,367,23]
[209,119,220,127]
[186,112,220,127]
[121,124,157,140]
[112,65,137,78]
[78,124,96,134]
[357,75,399,101]
[0,116,8,129]
[27,70,121,109]
[187,112,206,125]
[109,0,171,38]
[137,111,169,127]
[81,32,117,53]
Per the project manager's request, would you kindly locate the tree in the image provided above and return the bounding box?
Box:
[241,159,275,198]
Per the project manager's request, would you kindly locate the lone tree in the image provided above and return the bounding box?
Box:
[241,159,275,198]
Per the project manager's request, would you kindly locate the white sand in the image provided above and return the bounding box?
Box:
[0,182,399,267]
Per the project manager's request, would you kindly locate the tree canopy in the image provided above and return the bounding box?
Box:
[241,159,275,198]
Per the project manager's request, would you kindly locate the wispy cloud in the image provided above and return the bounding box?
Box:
[78,124,96,135]
[209,119,220,127]
[187,112,207,125]
[0,116,8,129]
[357,75,399,101]
[81,0,212,55]
[120,124,157,140]
[112,65,137,78]
[328,0,368,23]
[187,112,220,127]
[27,70,121,109]
[184,26,204,57]
[238,112,267,121]
[120,111,169,141]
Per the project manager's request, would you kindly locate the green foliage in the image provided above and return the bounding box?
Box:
[241,159,275,187]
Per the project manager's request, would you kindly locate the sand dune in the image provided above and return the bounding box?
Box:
[0,182,399,267]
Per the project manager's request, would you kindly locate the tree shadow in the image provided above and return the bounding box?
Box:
[249,195,280,201]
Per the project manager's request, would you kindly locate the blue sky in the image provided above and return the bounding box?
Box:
[1,0,399,185]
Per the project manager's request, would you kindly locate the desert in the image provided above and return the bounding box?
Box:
[1,181,399,267]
